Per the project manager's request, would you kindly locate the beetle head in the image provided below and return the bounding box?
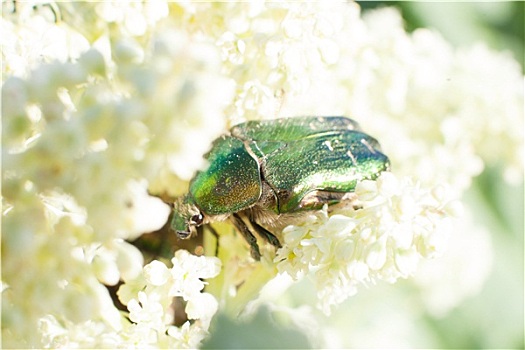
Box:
[171,196,204,239]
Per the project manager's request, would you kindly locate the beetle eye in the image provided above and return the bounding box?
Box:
[190,213,203,226]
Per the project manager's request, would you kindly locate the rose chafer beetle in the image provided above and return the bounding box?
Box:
[171,116,390,260]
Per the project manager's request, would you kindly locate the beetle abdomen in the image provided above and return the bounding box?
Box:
[246,126,389,213]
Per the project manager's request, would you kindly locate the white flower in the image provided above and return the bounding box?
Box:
[167,321,208,349]
[413,208,493,317]
[38,309,127,349]
[1,4,90,77]
[115,240,144,282]
[39,315,68,348]
[275,172,458,314]
[95,0,168,36]
[143,260,171,286]
[170,250,222,300]
[185,292,219,328]
[37,250,222,349]
[115,250,221,348]
[92,252,121,287]
[119,322,159,349]
[127,291,165,332]
[122,180,171,240]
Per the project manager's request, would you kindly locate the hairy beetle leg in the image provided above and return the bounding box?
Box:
[231,213,261,260]
[251,221,282,249]
[205,225,220,257]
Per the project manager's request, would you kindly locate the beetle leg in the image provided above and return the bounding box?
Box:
[231,214,261,260]
[205,225,220,257]
[250,221,282,249]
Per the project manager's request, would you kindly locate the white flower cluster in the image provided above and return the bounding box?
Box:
[275,172,460,314]
[38,250,221,348]
[2,1,230,348]
[413,210,493,318]
[1,1,89,77]
[2,0,523,348]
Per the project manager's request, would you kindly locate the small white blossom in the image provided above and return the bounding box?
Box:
[95,0,168,36]
[119,251,220,348]
[167,321,208,349]
[37,250,221,349]
[127,291,165,332]
[143,260,171,286]
[413,208,493,317]
[123,180,172,240]
[170,250,222,300]
[185,292,219,327]
[1,4,89,77]
[275,172,458,314]
[115,240,144,282]
[92,253,121,287]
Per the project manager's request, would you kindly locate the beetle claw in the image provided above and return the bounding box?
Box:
[231,213,261,260]
[249,245,261,261]
[251,221,282,249]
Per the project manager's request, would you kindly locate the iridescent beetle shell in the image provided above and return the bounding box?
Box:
[171,116,390,260]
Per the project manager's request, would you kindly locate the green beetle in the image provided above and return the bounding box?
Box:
[171,116,390,260]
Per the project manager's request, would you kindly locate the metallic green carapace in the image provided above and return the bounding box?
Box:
[171,116,390,260]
